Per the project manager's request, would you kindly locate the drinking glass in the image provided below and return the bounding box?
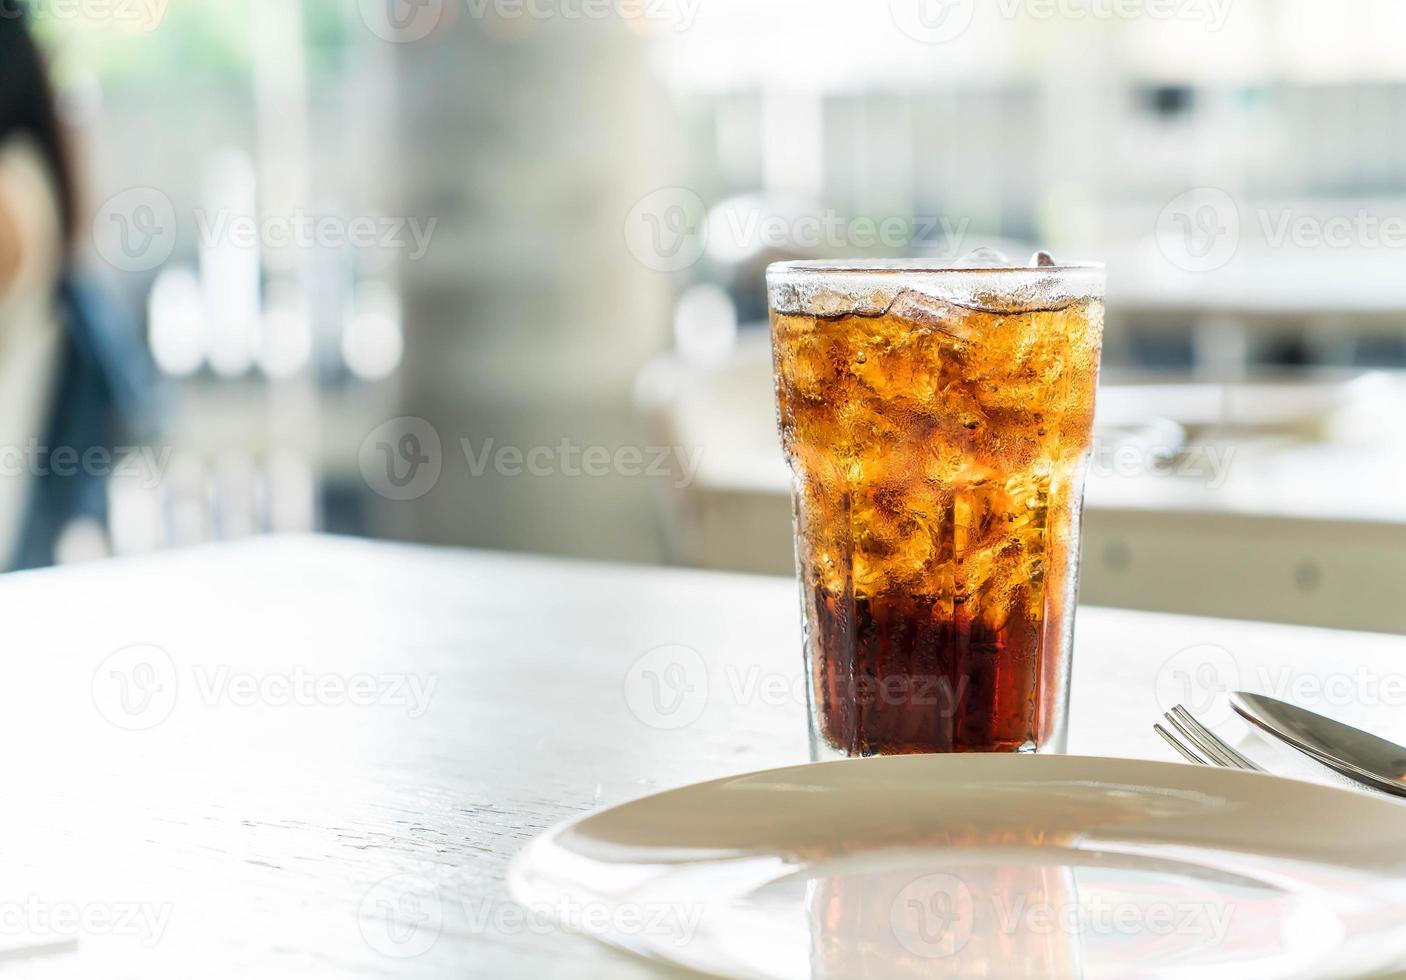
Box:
[768,259,1105,758]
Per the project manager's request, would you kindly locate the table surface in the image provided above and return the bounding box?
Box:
[4,535,1404,978]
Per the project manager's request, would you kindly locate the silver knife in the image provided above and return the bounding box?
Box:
[1231,692,1406,798]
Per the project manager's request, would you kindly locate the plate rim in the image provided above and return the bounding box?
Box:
[508,755,1406,980]
[515,753,1404,859]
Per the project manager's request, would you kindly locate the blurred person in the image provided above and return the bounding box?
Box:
[0,0,150,570]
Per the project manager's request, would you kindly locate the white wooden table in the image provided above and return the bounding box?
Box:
[2,535,1403,977]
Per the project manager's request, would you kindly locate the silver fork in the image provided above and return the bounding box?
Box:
[1154,704,1264,772]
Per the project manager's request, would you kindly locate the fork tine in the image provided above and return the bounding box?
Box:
[1163,709,1241,768]
[1168,705,1264,772]
[1154,723,1210,765]
[1164,705,1231,770]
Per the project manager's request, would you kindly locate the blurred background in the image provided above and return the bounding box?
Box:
[9,0,1406,631]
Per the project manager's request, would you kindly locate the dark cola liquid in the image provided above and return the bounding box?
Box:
[808,587,1055,755]
[772,293,1101,757]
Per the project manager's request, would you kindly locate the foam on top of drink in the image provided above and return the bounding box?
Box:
[767,252,1104,318]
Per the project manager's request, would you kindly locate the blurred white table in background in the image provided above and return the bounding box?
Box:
[638,336,1406,634]
[2,535,1405,977]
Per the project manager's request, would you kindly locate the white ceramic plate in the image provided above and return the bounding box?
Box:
[509,755,1406,980]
